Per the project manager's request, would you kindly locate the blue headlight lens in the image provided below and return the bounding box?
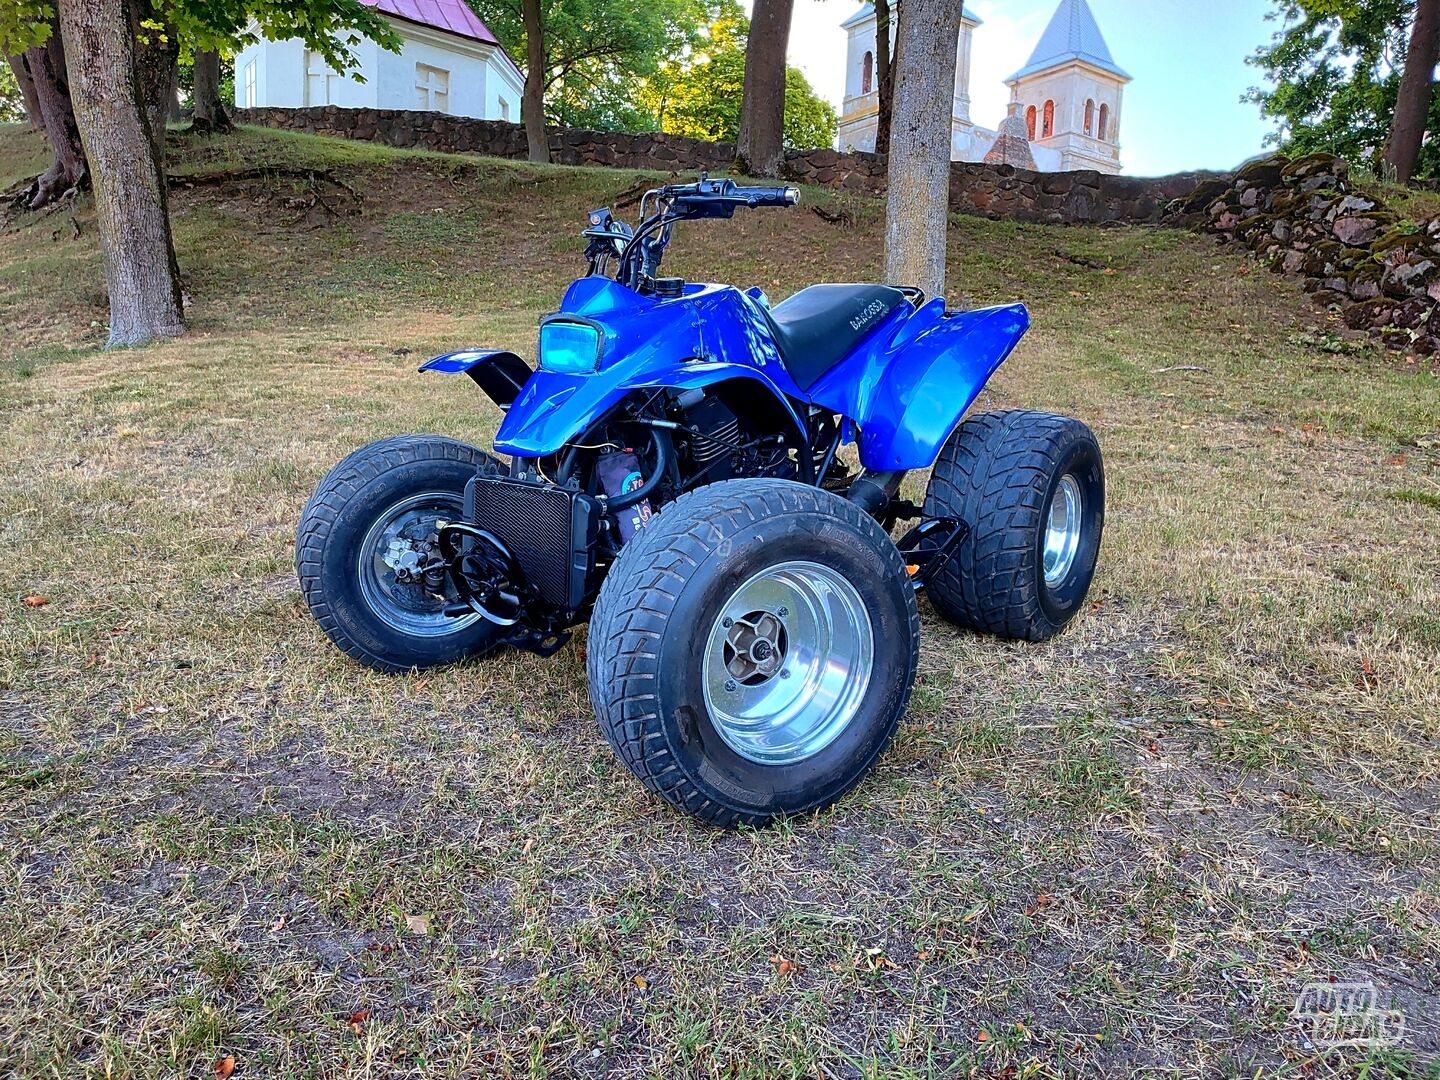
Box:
[538,320,602,374]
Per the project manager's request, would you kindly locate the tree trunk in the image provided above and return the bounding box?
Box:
[19,27,89,208]
[874,0,893,156]
[521,0,548,163]
[1383,0,1440,184]
[883,0,963,299]
[58,0,185,347]
[6,54,43,129]
[127,0,178,158]
[735,0,793,176]
[191,49,233,134]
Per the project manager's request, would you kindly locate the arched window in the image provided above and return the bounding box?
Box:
[1084,99,1094,135]
[1042,99,1055,138]
[1025,105,1037,140]
[1098,103,1110,141]
[862,51,873,94]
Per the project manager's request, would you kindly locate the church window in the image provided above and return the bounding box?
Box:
[1098,103,1110,141]
[1042,100,1054,138]
[862,51,873,94]
[1084,99,1094,135]
[1025,105,1036,140]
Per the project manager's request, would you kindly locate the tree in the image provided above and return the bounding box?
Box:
[58,0,183,346]
[3,0,398,208]
[874,0,893,155]
[640,7,835,149]
[9,14,88,206]
[884,0,962,299]
[190,46,231,133]
[1245,0,1430,174]
[520,0,544,160]
[3,51,40,123]
[1383,0,1440,181]
[471,0,712,146]
[2,0,400,349]
[734,0,791,175]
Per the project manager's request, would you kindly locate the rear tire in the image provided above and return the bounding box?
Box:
[587,478,920,827]
[297,435,506,673]
[923,410,1104,642]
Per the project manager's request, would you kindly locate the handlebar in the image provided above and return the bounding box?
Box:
[664,178,800,217]
[590,174,800,291]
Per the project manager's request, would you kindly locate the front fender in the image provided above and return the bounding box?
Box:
[493,361,806,459]
[419,349,532,410]
[809,302,1029,470]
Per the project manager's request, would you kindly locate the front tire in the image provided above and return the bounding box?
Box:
[587,478,920,828]
[923,410,1104,642]
[296,435,506,673]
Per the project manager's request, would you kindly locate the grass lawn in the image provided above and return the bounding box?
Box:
[1,124,1438,1078]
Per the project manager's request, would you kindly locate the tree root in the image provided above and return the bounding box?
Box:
[186,115,235,137]
[2,177,82,231]
[167,166,363,226]
[166,166,360,198]
[612,179,650,209]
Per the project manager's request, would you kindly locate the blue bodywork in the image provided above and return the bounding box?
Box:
[421,274,1029,472]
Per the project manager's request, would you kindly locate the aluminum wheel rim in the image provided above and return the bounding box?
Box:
[1043,474,1083,586]
[701,560,874,766]
[357,491,480,637]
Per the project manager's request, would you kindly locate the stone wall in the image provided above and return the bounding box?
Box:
[234,105,1218,226]
[1168,152,1440,355]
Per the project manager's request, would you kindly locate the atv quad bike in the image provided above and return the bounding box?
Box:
[297,177,1104,827]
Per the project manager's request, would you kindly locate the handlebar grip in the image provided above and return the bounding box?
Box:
[731,184,800,208]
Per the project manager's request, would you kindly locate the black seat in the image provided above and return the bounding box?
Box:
[760,283,908,390]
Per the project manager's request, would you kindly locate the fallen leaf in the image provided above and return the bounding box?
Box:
[769,954,796,977]
[348,1008,369,1034]
[1385,453,1407,466]
[1357,654,1379,691]
[633,974,648,990]
[977,1030,990,1043]
[405,913,430,936]
[269,914,286,933]
[214,1055,236,1078]
[21,595,48,608]
[521,837,536,856]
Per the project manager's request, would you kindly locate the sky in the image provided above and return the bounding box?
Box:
[775,0,1285,176]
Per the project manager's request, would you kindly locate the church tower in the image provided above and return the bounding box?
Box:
[1005,0,1129,174]
[837,4,985,159]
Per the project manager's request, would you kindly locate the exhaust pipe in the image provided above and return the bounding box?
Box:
[845,470,906,516]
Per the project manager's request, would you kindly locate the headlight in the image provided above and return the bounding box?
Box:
[538,319,603,374]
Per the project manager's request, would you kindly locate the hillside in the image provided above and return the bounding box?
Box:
[1,125,1438,1077]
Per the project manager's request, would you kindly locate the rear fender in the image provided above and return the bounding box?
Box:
[420,349,532,410]
[807,302,1029,470]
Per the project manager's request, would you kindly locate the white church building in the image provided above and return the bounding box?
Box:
[233,0,524,122]
[838,0,1130,174]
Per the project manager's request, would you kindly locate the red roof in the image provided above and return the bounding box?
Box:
[360,0,501,46]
